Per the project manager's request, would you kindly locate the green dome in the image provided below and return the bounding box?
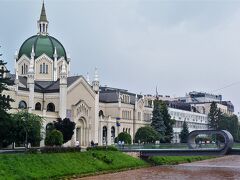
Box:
[18,35,67,61]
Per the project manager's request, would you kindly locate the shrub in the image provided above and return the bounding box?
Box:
[45,130,63,146]
[134,126,160,143]
[91,152,113,164]
[40,147,81,153]
[53,118,76,143]
[115,132,132,144]
[148,156,215,165]
[25,148,39,154]
[86,146,118,151]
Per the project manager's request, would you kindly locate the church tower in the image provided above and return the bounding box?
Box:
[59,61,67,119]
[27,46,35,112]
[38,2,49,36]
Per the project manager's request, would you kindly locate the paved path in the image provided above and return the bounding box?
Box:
[78,156,240,180]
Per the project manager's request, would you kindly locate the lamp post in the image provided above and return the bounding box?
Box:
[23,110,29,151]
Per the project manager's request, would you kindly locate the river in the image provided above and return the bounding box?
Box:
[78,155,240,180]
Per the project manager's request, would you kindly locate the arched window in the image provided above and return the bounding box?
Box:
[43,63,45,73]
[22,65,24,74]
[111,126,115,138]
[40,63,49,74]
[43,24,45,32]
[99,110,104,117]
[102,126,107,143]
[47,103,55,112]
[18,100,27,109]
[35,102,41,111]
[123,128,125,132]
[40,64,42,73]
[46,123,54,135]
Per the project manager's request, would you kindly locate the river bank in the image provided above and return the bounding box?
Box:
[0,150,215,179]
[0,150,147,179]
[78,156,240,180]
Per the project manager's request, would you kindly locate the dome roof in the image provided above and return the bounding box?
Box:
[18,35,67,61]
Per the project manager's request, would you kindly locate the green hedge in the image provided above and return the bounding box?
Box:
[86,146,118,151]
[45,130,63,146]
[40,147,81,153]
[148,156,215,165]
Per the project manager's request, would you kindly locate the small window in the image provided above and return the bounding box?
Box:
[40,64,42,73]
[47,103,55,112]
[99,110,104,117]
[35,102,41,111]
[43,63,45,74]
[19,100,27,109]
[46,64,48,74]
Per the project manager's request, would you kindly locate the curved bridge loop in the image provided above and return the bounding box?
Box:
[187,130,234,155]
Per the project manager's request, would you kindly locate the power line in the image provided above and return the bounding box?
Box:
[211,80,240,93]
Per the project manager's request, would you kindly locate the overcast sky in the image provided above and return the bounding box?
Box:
[1,0,240,113]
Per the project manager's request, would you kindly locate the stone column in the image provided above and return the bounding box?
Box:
[107,123,111,145]
[99,124,102,146]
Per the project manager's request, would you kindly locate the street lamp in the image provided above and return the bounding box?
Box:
[22,110,29,151]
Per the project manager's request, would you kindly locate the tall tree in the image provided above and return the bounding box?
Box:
[12,111,43,147]
[218,114,239,141]
[151,100,166,139]
[179,121,189,143]
[54,118,76,143]
[208,102,222,130]
[134,126,160,143]
[159,101,175,143]
[0,48,14,148]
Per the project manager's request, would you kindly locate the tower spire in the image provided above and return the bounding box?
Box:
[38,1,49,35]
[40,1,48,22]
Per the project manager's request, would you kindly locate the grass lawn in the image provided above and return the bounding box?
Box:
[148,156,215,165]
[0,151,147,179]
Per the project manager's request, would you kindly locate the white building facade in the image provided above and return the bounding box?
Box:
[3,2,214,147]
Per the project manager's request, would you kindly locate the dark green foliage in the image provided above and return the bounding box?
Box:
[116,132,132,144]
[151,100,166,138]
[208,102,222,130]
[0,112,14,148]
[91,152,113,164]
[45,122,54,136]
[218,114,239,141]
[25,148,39,154]
[0,55,14,112]
[12,111,43,146]
[54,118,76,143]
[86,146,118,151]
[40,146,81,153]
[134,126,160,143]
[0,50,14,148]
[159,101,175,143]
[179,121,189,143]
[148,156,215,165]
[45,129,63,146]
[208,101,239,142]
